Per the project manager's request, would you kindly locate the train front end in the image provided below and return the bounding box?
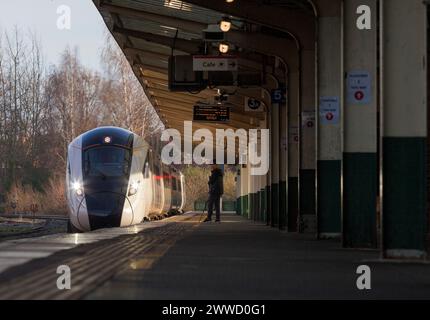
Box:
[66,127,147,232]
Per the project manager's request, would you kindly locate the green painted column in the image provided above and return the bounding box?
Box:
[263,75,280,227]
[240,164,249,218]
[343,0,378,248]
[382,0,427,259]
[317,0,342,238]
[279,83,288,230]
[299,45,317,233]
[259,116,269,223]
[247,165,252,220]
[259,188,265,222]
[271,87,280,228]
[288,71,300,232]
[236,166,242,215]
[265,92,273,226]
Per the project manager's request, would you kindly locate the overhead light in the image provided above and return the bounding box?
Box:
[219,42,229,53]
[226,0,234,2]
[220,19,231,32]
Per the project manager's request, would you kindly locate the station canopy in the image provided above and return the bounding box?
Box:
[93,0,314,144]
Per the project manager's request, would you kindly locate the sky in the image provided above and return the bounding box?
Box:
[0,0,108,72]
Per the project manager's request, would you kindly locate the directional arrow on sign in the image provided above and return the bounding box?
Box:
[355,91,364,101]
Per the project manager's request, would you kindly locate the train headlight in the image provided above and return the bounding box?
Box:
[72,182,83,196]
[129,181,139,196]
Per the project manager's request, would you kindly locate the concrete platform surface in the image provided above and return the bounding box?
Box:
[87,213,430,300]
[0,212,429,299]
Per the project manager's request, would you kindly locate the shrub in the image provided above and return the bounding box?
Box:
[182,165,237,211]
[5,176,68,215]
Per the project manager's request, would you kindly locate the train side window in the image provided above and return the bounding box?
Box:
[163,171,170,187]
[154,164,161,185]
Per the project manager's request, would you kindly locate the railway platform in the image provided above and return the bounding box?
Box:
[0,212,429,300]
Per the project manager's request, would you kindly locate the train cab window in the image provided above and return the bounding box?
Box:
[84,146,131,178]
[177,178,181,192]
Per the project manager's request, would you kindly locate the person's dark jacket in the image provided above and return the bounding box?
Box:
[208,168,224,196]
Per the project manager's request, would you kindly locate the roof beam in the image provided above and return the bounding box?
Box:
[134,63,167,74]
[124,47,170,61]
[183,0,315,48]
[113,26,202,53]
[100,2,207,32]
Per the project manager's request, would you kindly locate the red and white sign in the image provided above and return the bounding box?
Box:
[320,97,340,125]
[354,91,364,101]
[347,71,371,104]
[302,111,315,129]
[193,55,238,71]
[289,127,299,144]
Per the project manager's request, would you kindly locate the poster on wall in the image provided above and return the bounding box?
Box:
[302,111,316,129]
[319,96,340,125]
[289,126,299,144]
[347,71,372,105]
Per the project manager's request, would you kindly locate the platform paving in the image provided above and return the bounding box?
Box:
[87,213,430,300]
[0,212,429,299]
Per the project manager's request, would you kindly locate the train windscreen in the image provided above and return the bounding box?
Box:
[83,146,131,178]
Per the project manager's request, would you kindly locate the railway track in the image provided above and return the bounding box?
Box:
[0,214,69,221]
[0,216,68,241]
[0,224,47,239]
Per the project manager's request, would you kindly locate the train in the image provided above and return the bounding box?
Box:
[66,126,185,233]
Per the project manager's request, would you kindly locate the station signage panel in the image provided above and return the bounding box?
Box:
[347,71,371,105]
[319,96,340,125]
[302,111,316,129]
[271,87,287,104]
[289,126,299,144]
[193,55,238,72]
[245,97,265,112]
[193,104,230,122]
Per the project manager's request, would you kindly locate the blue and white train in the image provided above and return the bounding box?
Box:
[66,127,185,232]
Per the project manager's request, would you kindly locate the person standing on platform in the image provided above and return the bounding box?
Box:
[204,164,224,223]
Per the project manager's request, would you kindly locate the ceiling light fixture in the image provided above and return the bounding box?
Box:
[219,42,230,54]
[220,18,232,32]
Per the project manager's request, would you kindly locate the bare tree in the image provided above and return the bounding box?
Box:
[0,29,166,214]
[100,33,163,138]
[46,47,103,167]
